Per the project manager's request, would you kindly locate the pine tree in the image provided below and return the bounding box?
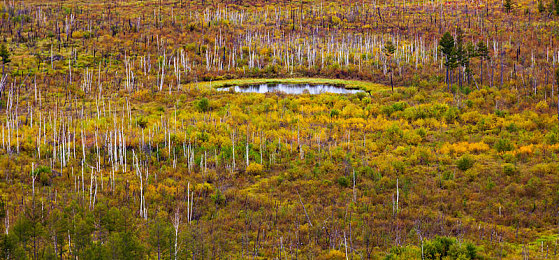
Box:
[48,208,68,259]
[383,41,396,92]
[384,41,396,55]
[0,44,10,75]
[0,198,5,219]
[149,212,173,260]
[439,32,457,91]
[475,41,490,86]
[504,0,513,13]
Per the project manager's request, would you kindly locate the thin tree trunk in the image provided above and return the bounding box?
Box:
[480,59,483,86]
[390,71,394,92]
[446,66,450,92]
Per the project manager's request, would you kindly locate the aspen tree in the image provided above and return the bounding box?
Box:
[172,206,180,260]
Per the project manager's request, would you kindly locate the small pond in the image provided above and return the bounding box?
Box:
[217,83,364,94]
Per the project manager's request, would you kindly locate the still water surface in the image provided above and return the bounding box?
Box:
[217,83,364,94]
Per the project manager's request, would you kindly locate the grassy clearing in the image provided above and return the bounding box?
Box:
[185,78,390,93]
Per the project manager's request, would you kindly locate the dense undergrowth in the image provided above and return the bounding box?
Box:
[0,0,559,259]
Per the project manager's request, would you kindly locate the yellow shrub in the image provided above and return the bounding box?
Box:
[440,142,490,155]
[549,143,559,152]
[246,163,264,175]
[318,250,345,260]
[515,144,534,156]
[72,31,84,38]
[469,142,491,153]
[536,101,548,112]
[461,111,482,124]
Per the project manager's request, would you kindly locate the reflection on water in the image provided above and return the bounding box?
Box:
[217,83,364,94]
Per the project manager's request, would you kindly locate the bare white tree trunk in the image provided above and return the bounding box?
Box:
[396,178,399,214]
[4,209,8,234]
[245,141,249,168]
[187,182,190,224]
[31,163,36,199]
[344,231,349,260]
[173,207,180,260]
[353,170,356,203]
[89,168,93,210]
[186,182,194,224]
[92,174,97,210]
[231,130,236,171]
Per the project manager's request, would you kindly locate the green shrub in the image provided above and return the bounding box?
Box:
[211,189,226,205]
[33,166,52,186]
[485,178,496,190]
[424,236,455,259]
[196,97,210,112]
[546,129,559,145]
[525,177,542,196]
[456,155,475,171]
[444,106,460,123]
[336,176,350,187]
[494,138,513,152]
[359,166,375,180]
[494,109,508,117]
[386,124,403,139]
[136,117,148,128]
[384,245,420,260]
[423,236,479,260]
[381,101,408,116]
[330,109,340,118]
[506,123,518,132]
[503,163,519,176]
[403,107,427,120]
[356,91,366,100]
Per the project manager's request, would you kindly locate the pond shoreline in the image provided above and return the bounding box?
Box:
[216,83,366,95]
[184,77,390,93]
